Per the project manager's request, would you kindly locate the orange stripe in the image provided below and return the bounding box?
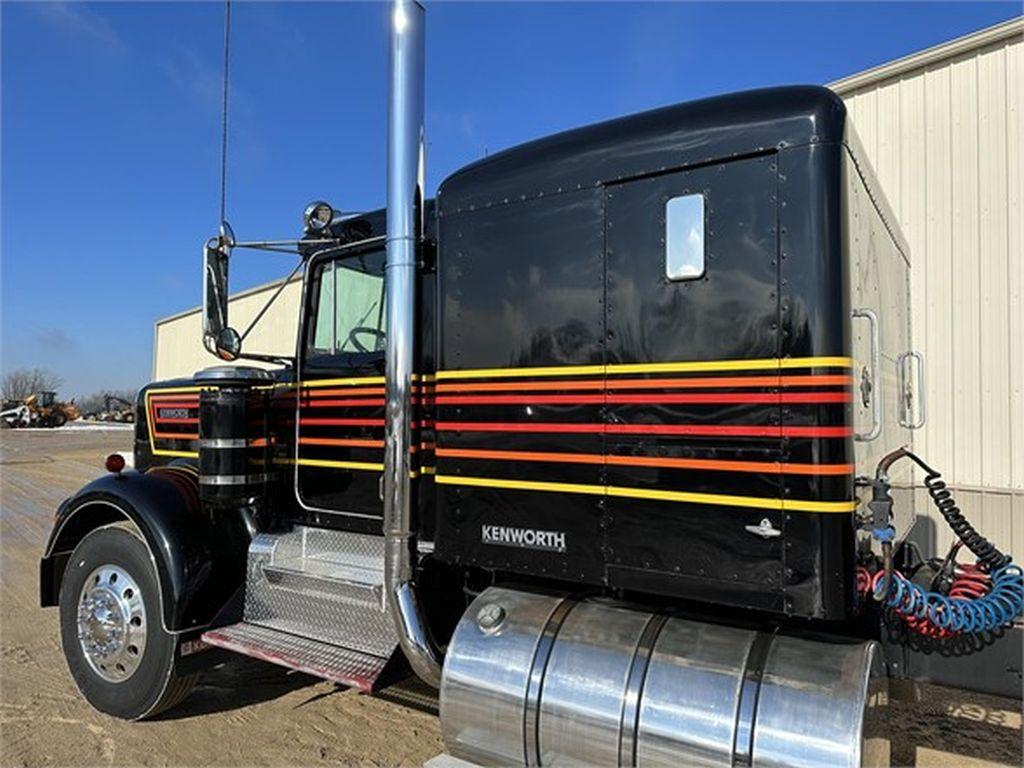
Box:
[436,447,852,476]
[300,437,384,449]
[436,375,852,393]
[302,386,433,396]
[299,437,426,453]
[152,432,199,441]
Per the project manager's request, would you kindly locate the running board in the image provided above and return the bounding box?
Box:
[201,622,402,693]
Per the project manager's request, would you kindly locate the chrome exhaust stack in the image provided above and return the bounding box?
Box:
[382,0,442,687]
[441,587,890,767]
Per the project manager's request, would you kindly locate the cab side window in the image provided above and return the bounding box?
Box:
[307,250,388,363]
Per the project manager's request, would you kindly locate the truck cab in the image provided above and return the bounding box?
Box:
[38,2,1020,765]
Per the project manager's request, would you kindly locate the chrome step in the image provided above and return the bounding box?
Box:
[201,623,396,692]
[242,526,399,661]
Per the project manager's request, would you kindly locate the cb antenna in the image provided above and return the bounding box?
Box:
[219,0,232,225]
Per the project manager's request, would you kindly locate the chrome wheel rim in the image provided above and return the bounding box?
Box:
[77,564,147,682]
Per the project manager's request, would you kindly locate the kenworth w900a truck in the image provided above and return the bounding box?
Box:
[40,3,1022,766]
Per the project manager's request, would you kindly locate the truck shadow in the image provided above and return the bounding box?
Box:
[155,654,440,721]
[154,655,323,720]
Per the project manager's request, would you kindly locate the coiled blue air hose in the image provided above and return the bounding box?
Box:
[871,447,1023,635]
[874,564,1024,633]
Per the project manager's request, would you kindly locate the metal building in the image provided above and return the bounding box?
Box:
[152,276,302,381]
[829,16,1023,559]
[153,17,1023,558]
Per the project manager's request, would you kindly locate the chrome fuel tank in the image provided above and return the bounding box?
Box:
[440,587,888,768]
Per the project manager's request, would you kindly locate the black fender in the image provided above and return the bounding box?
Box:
[40,465,251,633]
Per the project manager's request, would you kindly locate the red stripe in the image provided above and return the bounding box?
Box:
[300,418,434,428]
[301,398,431,408]
[154,417,198,424]
[436,421,852,438]
[303,398,385,408]
[435,392,850,406]
[301,418,384,427]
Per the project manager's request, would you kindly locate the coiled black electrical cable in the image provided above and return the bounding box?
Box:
[922,472,1010,570]
[876,447,1010,571]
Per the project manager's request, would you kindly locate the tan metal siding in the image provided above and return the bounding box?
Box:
[833,19,1023,558]
[153,279,302,381]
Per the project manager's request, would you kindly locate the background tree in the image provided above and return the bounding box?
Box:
[1,368,64,402]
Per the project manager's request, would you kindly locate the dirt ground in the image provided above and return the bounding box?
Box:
[1,429,1021,767]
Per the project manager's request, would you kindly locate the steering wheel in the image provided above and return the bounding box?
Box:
[348,326,387,353]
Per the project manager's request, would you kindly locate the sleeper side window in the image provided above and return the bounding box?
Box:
[665,194,705,281]
[307,249,388,360]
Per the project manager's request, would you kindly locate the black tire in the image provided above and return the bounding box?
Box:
[50,411,67,428]
[59,526,197,720]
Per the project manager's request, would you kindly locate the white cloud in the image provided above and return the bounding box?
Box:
[33,2,127,54]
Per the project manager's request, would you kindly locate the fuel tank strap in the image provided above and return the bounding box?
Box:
[618,613,669,767]
[523,597,576,767]
[732,630,775,767]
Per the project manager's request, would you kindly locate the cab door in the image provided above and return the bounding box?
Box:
[296,247,389,528]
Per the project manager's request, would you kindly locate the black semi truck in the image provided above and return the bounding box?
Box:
[40,3,1021,766]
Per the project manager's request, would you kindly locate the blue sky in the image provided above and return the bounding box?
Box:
[2,1,1019,396]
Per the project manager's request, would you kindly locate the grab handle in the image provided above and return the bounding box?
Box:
[852,308,881,442]
[897,350,926,429]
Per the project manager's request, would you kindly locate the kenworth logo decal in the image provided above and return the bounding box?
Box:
[481,525,566,553]
[157,407,191,419]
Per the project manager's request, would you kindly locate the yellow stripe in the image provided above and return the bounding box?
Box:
[777,357,853,370]
[300,373,435,388]
[147,385,208,394]
[302,376,386,388]
[294,458,385,471]
[437,364,603,381]
[435,474,856,514]
[152,449,200,459]
[437,357,853,381]
[290,457,424,479]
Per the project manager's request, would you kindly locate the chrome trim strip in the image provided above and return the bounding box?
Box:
[199,438,248,449]
[199,473,268,486]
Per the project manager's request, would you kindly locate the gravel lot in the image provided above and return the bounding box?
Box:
[1,429,1020,767]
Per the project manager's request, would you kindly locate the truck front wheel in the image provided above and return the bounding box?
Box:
[58,526,196,719]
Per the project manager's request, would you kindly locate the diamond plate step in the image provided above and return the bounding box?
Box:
[201,623,393,692]
[262,562,384,604]
[243,527,399,659]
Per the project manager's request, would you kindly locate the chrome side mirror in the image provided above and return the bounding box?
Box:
[203,221,237,358]
[214,327,241,361]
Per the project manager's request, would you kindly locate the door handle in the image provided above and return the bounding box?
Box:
[897,350,926,429]
[852,308,881,442]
